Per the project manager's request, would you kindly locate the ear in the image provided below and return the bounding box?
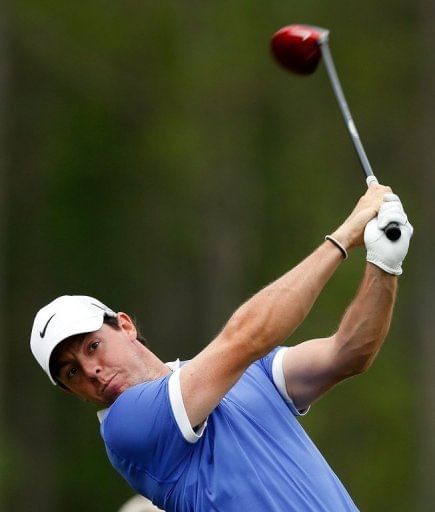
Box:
[117,312,138,341]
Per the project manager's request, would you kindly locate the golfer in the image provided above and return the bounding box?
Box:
[30,183,412,511]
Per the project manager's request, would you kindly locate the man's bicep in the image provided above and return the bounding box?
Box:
[282,336,346,411]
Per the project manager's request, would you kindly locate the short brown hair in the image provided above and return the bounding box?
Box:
[104,314,148,346]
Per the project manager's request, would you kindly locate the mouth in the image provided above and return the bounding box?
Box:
[101,374,119,399]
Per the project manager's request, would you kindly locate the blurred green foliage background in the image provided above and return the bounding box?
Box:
[1,1,433,511]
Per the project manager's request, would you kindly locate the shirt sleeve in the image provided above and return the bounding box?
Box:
[101,376,196,482]
[258,346,310,416]
[167,368,208,443]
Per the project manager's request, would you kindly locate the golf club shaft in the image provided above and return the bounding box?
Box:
[319,40,401,241]
[319,41,373,179]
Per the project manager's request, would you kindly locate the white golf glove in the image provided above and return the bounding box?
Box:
[364,193,413,275]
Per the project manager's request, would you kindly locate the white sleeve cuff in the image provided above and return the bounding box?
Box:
[168,369,207,443]
[272,347,310,416]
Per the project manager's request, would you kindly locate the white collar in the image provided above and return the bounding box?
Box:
[97,359,180,424]
[165,359,180,372]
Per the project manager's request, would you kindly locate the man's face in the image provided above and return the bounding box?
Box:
[54,314,153,406]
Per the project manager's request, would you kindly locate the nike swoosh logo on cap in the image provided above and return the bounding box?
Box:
[40,313,56,338]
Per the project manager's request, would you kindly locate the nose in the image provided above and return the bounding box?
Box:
[81,359,103,379]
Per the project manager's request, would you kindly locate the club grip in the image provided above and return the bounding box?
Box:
[384,222,401,241]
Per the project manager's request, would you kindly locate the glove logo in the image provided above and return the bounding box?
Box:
[40,313,56,338]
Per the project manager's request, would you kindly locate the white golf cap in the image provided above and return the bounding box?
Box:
[30,295,117,385]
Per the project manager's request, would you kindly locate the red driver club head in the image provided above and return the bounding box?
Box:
[270,24,328,75]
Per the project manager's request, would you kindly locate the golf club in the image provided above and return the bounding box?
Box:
[270,24,401,241]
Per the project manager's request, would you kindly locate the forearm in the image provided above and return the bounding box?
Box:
[226,240,344,359]
[333,263,397,376]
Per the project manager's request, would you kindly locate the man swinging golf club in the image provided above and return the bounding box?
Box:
[30,182,412,511]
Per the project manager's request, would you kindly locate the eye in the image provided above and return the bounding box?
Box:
[88,340,100,353]
[67,367,78,380]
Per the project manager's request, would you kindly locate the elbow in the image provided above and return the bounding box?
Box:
[333,332,384,378]
[349,354,375,376]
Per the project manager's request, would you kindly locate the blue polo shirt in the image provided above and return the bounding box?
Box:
[100,347,358,511]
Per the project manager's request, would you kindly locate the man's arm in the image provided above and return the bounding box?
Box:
[178,184,392,427]
[179,241,344,426]
[281,191,413,411]
[282,263,397,412]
